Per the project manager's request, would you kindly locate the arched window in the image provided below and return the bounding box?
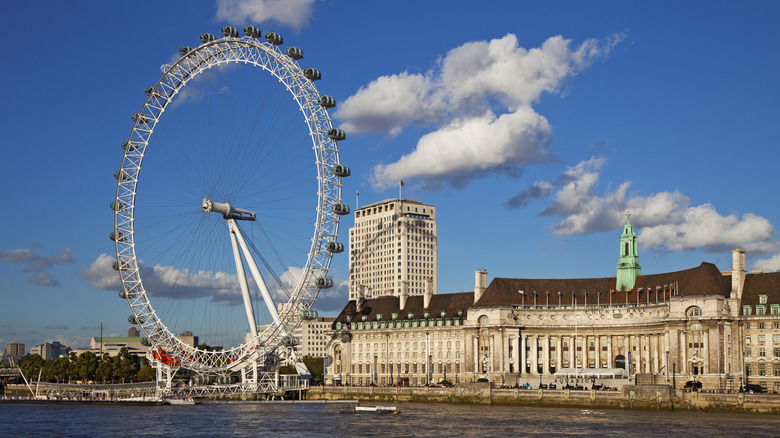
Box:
[687,307,702,318]
[624,242,629,255]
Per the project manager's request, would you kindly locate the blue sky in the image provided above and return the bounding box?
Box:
[2,0,779,351]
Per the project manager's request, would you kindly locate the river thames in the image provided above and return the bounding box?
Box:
[1,402,779,437]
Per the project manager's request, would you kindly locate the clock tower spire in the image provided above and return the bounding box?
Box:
[616,212,641,291]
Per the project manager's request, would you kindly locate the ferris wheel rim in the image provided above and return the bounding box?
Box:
[112,29,344,373]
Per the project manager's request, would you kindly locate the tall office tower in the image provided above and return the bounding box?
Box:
[349,199,437,300]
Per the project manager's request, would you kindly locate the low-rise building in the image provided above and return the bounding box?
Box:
[327,216,778,392]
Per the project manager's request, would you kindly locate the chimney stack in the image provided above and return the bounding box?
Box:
[474,269,487,304]
[731,248,747,300]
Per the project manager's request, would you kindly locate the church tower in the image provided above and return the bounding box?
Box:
[616,213,641,291]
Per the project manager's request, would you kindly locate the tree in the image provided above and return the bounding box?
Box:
[115,348,140,383]
[301,356,324,383]
[96,353,114,383]
[74,351,99,382]
[18,355,45,384]
[137,364,155,382]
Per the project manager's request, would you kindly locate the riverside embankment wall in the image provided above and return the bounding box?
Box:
[305,384,780,413]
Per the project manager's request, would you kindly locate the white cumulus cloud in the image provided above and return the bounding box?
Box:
[754,254,780,273]
[335,33,625,191]
[525,158,779,254]
[215,0,316,31]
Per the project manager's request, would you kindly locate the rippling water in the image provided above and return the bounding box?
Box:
[1,402,779,437]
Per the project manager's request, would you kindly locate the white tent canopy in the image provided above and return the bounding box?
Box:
[554,368,625,378]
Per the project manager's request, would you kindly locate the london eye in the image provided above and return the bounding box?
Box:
[110,25,349,387]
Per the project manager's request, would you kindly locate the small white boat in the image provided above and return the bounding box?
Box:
[164,397,196,405]
[341,405,400,414]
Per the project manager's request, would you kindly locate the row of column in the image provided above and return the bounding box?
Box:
[501,332,670,375]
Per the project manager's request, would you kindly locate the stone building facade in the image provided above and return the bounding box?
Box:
[327,217,780,392]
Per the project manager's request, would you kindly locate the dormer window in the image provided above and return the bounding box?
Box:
[759,295,768,304]
[687,306,702,318]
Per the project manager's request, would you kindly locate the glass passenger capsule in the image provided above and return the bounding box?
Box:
[131,113,150,124]
[300,309,319,320]
[144,87,164,98]
[331,164,351,177]
[265,32,283,45]
[114,170,130,181]
[110,201,126,211]
[303,67,321,81]
[128,315,138,324]
[281,335,300,347]
[200,33,216,44]
[331,203,350,215]
[325,241,344,253]
[119,289,137,299]
[109,231,125,242]
[285,46,303,60]
[141,338,151,346]
[221,26,239,38]
[179,46,192,56]
[327,128,346,141]
[243,25,261,38]
[318,95,336,108]
[316,277,334,289]
[120,141,138,151]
